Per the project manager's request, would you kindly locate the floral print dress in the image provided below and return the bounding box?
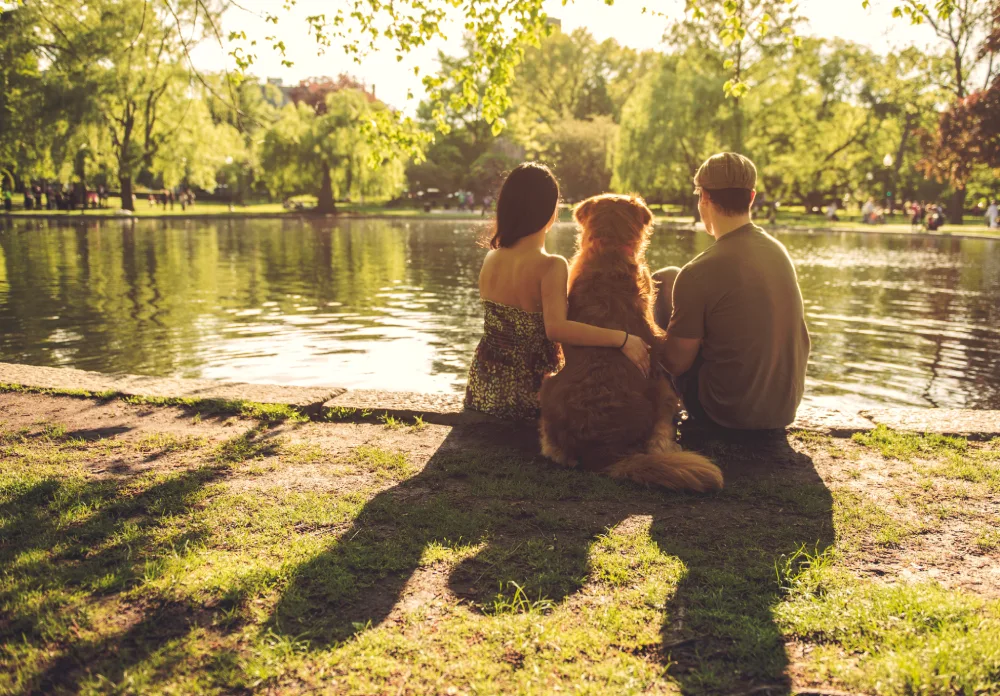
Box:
[465,299,563,422]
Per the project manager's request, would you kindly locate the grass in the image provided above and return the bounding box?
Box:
[1,412,998,695]
[214,427,283,464]
[0,382,309,425]
[5,198,997,236]
[853,425,1000,494]
[776,550,1000,695]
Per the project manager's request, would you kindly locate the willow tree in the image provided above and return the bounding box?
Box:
[5,0,224,209]
[613,49,729,213]
[259,89,404,213]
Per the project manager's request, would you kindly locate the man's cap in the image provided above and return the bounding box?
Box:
[694,152,757,191]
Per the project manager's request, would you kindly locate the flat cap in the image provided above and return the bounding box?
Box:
[694,152,757,191]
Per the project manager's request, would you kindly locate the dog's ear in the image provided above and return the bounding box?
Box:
[630,195,652,227]
[574,198,597,226]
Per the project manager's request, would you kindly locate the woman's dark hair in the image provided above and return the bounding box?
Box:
[488,162,560,249]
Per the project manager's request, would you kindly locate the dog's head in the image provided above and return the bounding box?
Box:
[573,194,653,260]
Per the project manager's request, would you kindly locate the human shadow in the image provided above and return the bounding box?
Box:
[1,465,230,694]
[651,431,835,694]
[269,423,834,695]
[268,423,617,643]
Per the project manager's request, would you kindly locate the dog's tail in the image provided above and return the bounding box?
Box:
[607,451,723,493]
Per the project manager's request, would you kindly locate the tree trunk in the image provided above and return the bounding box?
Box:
[733,96,744,153]
[119,175,135,212]
[317,165,336,214]
[948,187,966,225]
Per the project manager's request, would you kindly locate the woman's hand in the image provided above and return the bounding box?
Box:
[621,334,651,377]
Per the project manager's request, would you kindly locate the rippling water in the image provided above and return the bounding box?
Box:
[1,217,998,409]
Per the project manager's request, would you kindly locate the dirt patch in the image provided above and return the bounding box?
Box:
[796,436,1000,598]
[0,392,455,493]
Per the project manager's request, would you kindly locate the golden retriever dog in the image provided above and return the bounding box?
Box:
[538,194,723,492]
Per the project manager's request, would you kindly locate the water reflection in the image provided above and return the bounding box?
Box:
[1,218,998,409]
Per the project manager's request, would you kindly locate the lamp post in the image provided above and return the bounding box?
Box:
[75,144,90,213]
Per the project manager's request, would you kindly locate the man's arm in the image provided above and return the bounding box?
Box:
[657,266,705,377]
[660,334,701,376]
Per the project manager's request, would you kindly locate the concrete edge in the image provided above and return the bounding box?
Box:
[0,362,998,437]
[0,362,343,416]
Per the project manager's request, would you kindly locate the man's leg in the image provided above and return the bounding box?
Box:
[674,358,711,425]
[651,266,681,331]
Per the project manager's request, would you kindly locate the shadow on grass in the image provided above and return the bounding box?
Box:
[268,425,833,694]
[2,419,832,694]
[653,431,835,694]
[0,465,230,694]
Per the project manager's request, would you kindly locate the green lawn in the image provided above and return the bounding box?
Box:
[1,391,999,694]
[1,197,479,219]
[4,198,997,237]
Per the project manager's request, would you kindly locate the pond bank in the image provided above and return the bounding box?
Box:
[1,362,997,438]
[5,209,999,241]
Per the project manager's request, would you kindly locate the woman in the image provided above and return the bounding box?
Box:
[465,163,651,422]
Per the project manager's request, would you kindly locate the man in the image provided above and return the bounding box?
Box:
[987,199,998,229]
[861,197,875,224]
[653,152,810,431]
[825,199,839,222]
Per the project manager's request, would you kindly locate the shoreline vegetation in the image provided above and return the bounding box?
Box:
[3,199,999,239]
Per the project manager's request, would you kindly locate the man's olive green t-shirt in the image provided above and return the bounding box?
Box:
[667,223,810,429]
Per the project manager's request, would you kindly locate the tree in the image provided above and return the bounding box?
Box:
[540,117,618,201]
[613,51,729,213]
[902,0,999,221]
[150,96,246,192]
[12,0,224,209]
[2,0,968,151]
[0,7,46,184]
[920,0,1000,198]
[259,89,405,212]
[746,40,941,207]
[199,0,966,148]
[666,0,802,152]
[508,28,656,127]
[405,45,504,195]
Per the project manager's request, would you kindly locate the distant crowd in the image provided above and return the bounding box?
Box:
[2,183,111,212]
[825,197,1000,231]
[0,184,200,213]
[146,189,197,211]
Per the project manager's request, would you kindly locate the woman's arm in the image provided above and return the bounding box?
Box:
[541,256,650,376]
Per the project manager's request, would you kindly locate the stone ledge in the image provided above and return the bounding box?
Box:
[324,390,500,426]
[2,362,999,437]
[788,405,875,436]
[861,408,1000,439]
[0,362,343,415]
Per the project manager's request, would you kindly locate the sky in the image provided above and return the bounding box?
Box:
[190,0,942,112]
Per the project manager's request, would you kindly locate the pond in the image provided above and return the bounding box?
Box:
[1,217,999,411]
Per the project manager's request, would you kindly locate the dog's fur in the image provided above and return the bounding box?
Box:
[538,194,723,493]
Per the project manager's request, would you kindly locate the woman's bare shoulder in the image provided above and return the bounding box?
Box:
[541,253,569,271]
[539,254,569,288]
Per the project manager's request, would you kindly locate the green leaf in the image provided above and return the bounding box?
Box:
[490,117,506,137]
